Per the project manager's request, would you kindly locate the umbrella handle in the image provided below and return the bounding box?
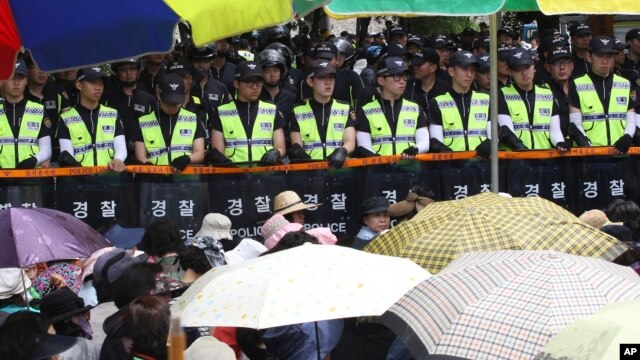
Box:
[21,271,30,309]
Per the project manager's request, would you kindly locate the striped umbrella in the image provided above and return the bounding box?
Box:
[381,250,640,360]
[324,0,640,17]
[364,192,628,274]
[0,0,328,79]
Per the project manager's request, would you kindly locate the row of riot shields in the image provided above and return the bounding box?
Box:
[0,155,634,239]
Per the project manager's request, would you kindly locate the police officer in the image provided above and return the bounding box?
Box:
[256,49,298,117]
[329,37,356,69]
[189,46,231,118]
[497,44,517,87]
[405,48,450,113]
[138,53,167,93]
[133,74,205,172]
[300,43,364,107]
[288,60,356,168]
[568,36,637,154]
[0,59,51,168]
[623,28,640,72]
[57,67,126,171]
[102,59,156,159]
[167,61,211,137]
[356,56,429,157]
[23,54,60,134]
[497,49,568,151]
[211,41,237,91]
[569,23,592,78]
[265,43,304,95]
[473,54,491,93]
[545,46,575,136]
[428,51,492,158]
[209,61,286,165]
[237,38,255,61]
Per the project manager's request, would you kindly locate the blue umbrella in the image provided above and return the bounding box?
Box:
[1,0,179,78]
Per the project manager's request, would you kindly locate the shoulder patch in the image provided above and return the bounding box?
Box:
[350,111,356,120]
[43,118,52,128]
[631,89,637,102]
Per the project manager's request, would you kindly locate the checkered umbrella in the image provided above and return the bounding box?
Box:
[365,192,628,274]
[381,250,640,360]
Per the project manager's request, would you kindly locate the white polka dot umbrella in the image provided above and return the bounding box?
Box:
[171,243,430,328]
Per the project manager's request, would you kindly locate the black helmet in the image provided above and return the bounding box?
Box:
[261,25,291,47]
[265,43,293,68]
[329,37,355,61]
[111,58,140,71]
[190,45,215,60]
[256,49,286,71]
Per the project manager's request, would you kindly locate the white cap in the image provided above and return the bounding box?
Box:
[224,239,267,265]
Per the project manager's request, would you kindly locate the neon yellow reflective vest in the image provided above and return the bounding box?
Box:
[293,100,350,159]
[436,91,489,151]
[60,106,118,166]
[218,101,276,162]
[138,108,198,165]
[0,100,44,168]
[361,98,420,155]
[501,85,554,149]
[237,50,255,61]
[574,74,630,146]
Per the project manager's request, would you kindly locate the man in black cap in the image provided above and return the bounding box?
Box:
[0,59,52,168]
[433,35,457,69]
[569,23,593,78]
[102,59,157,161]
[209,61,285,164]
[287,60,355,168]
[57,67,126,171]
[168,61,211,133]
[211,40,238,91]
[545,46,575,136]
[389,26,408,47]
[405,48,450,113]
[473,36,490,55]
[374,33,386,47]
[190,45,231,116]
[138,53,168,93]
[623,28,640,72]
[428,50,492,158]
[23,54,61,139]
[497,43,517,87]
[568,36,637,153]
[460,28,476,52]
[407,36,424,56]
[498,27,518,46]
[133,73,205,172]
[497,49,567,151]
[299,42,364,108]
[356,56,429,157]
[473,54,491,93]
[534,36,570,85]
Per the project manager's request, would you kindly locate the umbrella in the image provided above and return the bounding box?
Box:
[324,0,639,18]
[381,250,640,360]
[1,0,329,79]
[0,207,112,268]
[171,243,430,328]
[365,192,628,274]
[535,298,640,360]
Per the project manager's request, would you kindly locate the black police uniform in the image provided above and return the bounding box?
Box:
[300,69,364,107]
[404,79,450,113]
[102,86,157,152]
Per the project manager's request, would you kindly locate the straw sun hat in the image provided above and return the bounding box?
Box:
[273,191,322,216]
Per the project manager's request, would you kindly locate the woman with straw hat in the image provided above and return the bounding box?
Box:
[272,190,322,224]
